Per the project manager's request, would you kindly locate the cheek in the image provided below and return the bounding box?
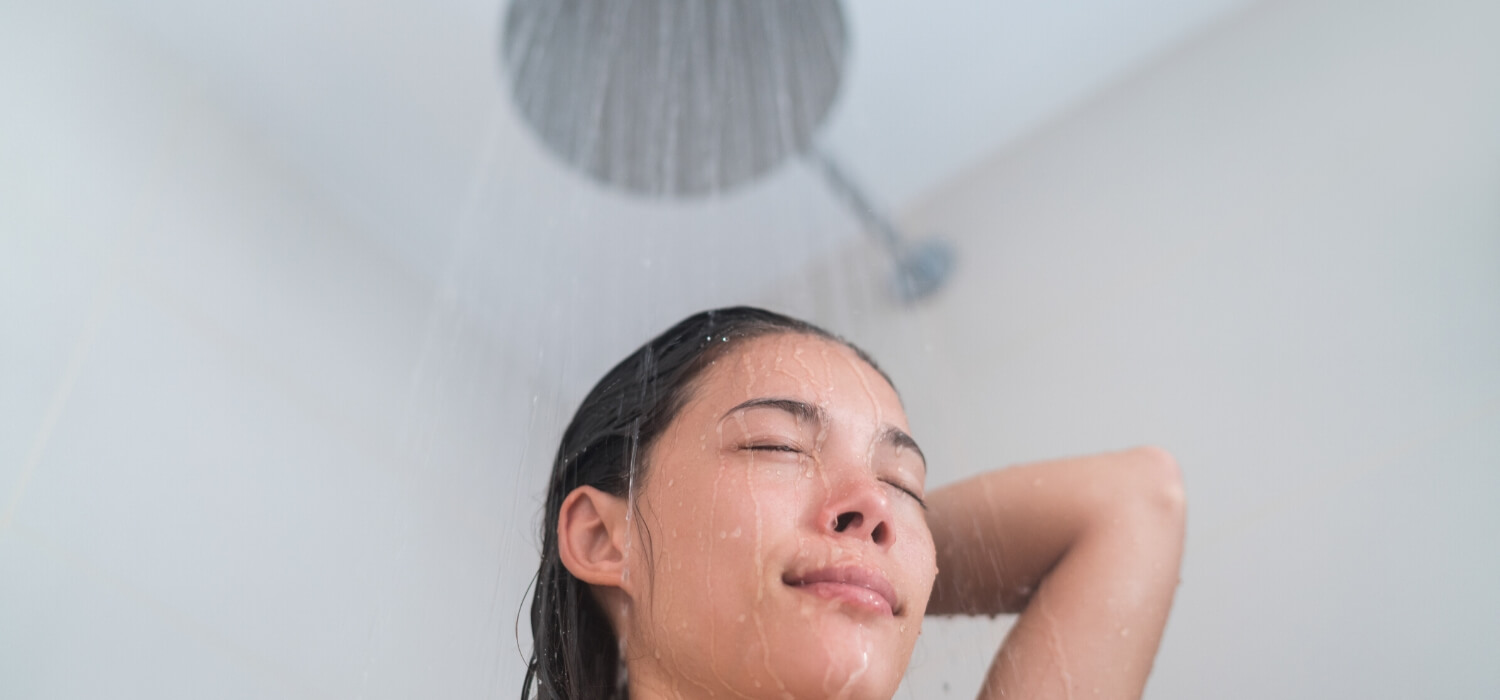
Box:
[897,518,939,605]
[638,464,762,584]
[630,471,799,661]
[641,457,813,597]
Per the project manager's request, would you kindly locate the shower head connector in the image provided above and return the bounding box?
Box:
[891,238,955,304]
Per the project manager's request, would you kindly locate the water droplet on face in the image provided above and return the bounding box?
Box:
[1120,627,1131,637]
[730,526,741,538]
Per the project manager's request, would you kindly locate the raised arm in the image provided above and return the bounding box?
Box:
[925,446,1186,699]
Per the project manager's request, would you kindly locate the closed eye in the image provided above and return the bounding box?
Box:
[745,444,803,454]
[882,479,928,510]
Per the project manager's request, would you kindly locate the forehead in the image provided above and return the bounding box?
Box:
[688,333,907,428]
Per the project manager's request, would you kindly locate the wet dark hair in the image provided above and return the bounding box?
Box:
[521,306,887,700]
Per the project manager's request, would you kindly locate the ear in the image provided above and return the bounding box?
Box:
[557,486,633,592]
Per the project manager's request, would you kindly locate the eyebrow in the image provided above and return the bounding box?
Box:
[720,397,928,472]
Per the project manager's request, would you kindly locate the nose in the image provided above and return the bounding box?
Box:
[819,474,895,549]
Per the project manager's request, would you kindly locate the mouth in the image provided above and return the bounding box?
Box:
[783,565,900,616]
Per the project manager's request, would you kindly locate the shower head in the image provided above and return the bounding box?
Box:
[501,0,848,198]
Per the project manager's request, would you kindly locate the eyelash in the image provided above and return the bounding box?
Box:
[746,444,801,454]
[885,480,928,510]
[744,445,927,509]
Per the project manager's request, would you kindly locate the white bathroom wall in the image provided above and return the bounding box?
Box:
[0,3,549,697]
[801,0,1500,696]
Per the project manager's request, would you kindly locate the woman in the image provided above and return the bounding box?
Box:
[524,307,1185,699]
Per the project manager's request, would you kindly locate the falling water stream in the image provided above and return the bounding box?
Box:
[405,1,971,698]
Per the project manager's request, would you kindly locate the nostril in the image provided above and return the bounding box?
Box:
[870,521,890,545]
[833,512,860,532]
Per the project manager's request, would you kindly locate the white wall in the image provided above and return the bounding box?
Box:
[811,0,1500,696]
[1,3,545,697]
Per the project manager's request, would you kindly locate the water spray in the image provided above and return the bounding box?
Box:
[500,0,954,303]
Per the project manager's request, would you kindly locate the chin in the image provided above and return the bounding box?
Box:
[769,634,907,700]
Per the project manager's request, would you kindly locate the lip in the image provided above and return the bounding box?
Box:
[783,565,900,616]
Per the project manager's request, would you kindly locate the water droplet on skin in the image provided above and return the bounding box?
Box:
[730,526,741,538]
[1038,605,1077,695]
[719,531,727,539]
[1120,627,1131,637]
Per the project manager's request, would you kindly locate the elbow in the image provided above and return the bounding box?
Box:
[1124,445,1187,521]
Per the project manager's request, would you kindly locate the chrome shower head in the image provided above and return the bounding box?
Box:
[501,0,848,198]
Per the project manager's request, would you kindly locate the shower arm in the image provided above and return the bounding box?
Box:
[806,145,908,257]
[806,144,956,304]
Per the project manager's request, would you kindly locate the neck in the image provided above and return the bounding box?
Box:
[624,657,773,700]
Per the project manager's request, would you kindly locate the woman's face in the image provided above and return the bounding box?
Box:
[620,333,936,699]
